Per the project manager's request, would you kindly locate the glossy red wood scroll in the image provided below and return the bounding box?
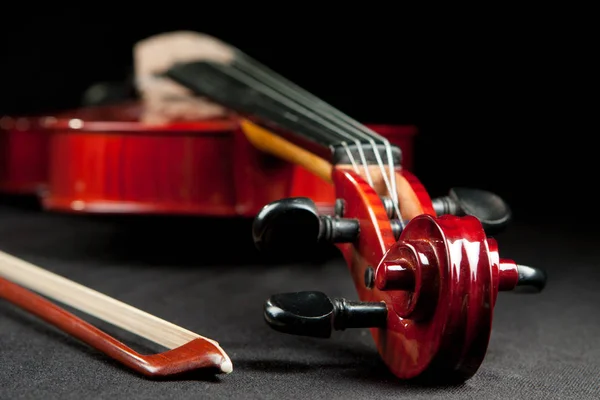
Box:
[331,167,526,381]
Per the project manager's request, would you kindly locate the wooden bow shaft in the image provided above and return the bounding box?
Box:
[0,250,232,376]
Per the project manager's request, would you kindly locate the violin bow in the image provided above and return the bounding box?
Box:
[0,250,232,377]
[163,34,547,383]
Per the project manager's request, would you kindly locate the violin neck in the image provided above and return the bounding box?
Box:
[164,57,402,166]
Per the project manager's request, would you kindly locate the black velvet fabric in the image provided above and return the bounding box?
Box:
[1,199,598,399]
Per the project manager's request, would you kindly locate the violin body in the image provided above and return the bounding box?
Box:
[1,102,417,216]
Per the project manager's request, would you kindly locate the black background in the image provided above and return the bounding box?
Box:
[1,9,598,399]
[0,10,593,225]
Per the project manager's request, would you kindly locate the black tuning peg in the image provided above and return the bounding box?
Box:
[431,188,512,234]
[252,197,360,253]
[515,264,547,293]
[264,291,388,338]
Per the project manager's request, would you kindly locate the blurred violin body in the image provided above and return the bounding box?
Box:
[1,101,416,216]
[0,115,50,195]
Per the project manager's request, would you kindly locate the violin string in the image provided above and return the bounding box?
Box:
[235,60,401,224]
[230,55,402,223]
[170,57,401,222]
[231,57,373,188]
[205,64,367,178]
[341,142,360,173]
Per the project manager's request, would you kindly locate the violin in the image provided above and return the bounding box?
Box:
[0,31,547,384]
[158,33,547,382]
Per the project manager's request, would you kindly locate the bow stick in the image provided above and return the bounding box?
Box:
[0,250,232,377]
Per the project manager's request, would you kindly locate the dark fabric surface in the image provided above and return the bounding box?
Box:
[0,200,598,399]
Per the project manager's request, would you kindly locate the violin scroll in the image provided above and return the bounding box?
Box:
[254,167,547,382]
[432,187,512,234]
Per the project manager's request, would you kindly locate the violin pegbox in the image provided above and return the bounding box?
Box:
[254,168,546,383]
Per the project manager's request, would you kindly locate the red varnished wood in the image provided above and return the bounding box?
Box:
[379,214,494,380]
[43,114,240,215]
[332,168,520,381]
[0,277,228,377]
[0,116,50,194]
[400,170,436,216]
[25,102,416,216]
[487,238,520,293]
